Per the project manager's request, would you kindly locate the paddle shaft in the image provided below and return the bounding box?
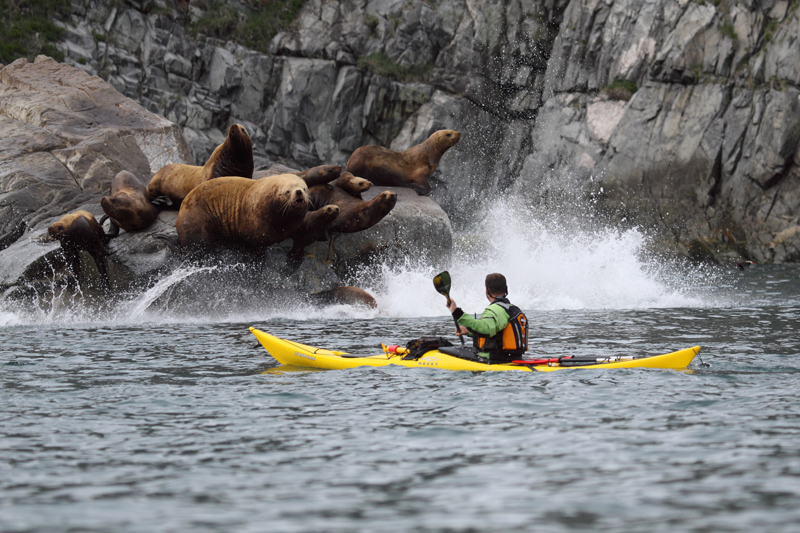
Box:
[447,296,465,346]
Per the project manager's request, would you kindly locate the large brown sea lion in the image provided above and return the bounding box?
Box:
[308,184,397,234]
[253,164,342,186]
[147,123,254,207]
[48,210,110,289]
[100,171,161,234]
[176,174,309,252]
[345,129,461,195]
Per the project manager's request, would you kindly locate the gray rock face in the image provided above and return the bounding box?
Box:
[51,0,800,262]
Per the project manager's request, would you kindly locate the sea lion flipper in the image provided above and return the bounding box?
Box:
[151,195,173,208]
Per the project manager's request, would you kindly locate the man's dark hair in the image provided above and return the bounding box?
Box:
[485,273,507,296]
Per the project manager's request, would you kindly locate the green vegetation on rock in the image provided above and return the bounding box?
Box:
[0,0,70,64]
[764,19,778,43]
[363,13,379,34]
[720,20,738,42]
[357,51,433,82]
[190,0,307,53]
[603,79,638,101]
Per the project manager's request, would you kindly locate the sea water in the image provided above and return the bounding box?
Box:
[2,202,799,532]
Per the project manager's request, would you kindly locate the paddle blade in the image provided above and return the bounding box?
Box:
[433,271,451,297]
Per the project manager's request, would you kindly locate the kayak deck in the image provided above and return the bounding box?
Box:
[249,328,701,372]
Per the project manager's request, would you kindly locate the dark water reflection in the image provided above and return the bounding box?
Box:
[2,266,800,531]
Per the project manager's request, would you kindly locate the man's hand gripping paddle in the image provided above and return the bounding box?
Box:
[433,271,465,345]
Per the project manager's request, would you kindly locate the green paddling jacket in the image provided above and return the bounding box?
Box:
[452,297,511,360]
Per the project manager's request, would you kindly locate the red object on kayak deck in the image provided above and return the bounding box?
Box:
[512,358,558,365]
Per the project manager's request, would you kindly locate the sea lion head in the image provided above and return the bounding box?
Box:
[48,211,100,242]
[100,171,158,232]
[48,211,85,240]
[100,192,140,227]
[48,220,69,240]
[227,123,251,149]
[258,173,309,220]
[211,123,254,179]
[430,129,461,151]
[335,171,372,196]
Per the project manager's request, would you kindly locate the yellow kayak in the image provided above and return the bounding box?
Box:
[250,328,701,372]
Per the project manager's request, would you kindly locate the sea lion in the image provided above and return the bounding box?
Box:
[176,174,309,252]
[345,129,461,195]
[309,286,378,308]
[253,164,343,186]
[48,210,110,289]
[100,171,161,234]
[286,204,340,272]
[147,123,254,207]
[308,184,397,234]
[333,171,371,199]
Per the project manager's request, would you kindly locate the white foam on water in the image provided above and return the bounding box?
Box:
[361,199,716,316]
[0,310,23,327]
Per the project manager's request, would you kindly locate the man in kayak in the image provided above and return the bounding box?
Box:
[446,273,527,363]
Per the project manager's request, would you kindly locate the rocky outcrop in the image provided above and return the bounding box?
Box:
[52,0,800,263]
[0,56,190,299]
[0,57,453,308]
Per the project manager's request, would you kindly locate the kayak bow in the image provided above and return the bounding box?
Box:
[249,328,701,372]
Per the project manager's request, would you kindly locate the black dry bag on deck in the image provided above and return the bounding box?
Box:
[403,337,453,360]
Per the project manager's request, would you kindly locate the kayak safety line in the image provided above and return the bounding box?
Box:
[283,338,331,356]
[512,355,636,367]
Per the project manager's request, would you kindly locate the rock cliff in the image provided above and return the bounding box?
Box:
[29,0,800,263]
